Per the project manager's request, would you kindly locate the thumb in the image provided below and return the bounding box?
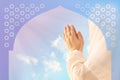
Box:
[77,31,82,40]
[78,31,84,46]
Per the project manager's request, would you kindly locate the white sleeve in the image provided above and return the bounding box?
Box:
[67,50,98,80]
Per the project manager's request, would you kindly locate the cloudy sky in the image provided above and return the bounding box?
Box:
[9,35,70,80]
[9,6,89,80]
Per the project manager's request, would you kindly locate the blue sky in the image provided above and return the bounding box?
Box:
[9,6,90,80]
[8,0,120,80]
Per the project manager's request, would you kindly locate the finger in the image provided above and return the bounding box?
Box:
[67,25,70,31]
[63,31,67,41]
[80,32,84,45]
[78,31,82,40]
[64,33,72,48]
[71,25,77,34]
[64,26,71,41]
[77,32,83,51]
[66,25,71,37]
[64,26,68,38]
[78,31,84,45]
[71,25,78,38]
[65,26,67,32]
[63,26,72,49]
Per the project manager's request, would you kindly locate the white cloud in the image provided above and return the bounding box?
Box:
[51,35,67,52]
[43,59,62,72]
[32,72,37,78]
[42,51,62,79]
[16,54,38,65]
[51,35,69,61]
[50,52,56,59]
[32,72,41,80]
[41,35,69,78]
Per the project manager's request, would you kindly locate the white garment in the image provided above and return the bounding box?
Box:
[67,20,111,80]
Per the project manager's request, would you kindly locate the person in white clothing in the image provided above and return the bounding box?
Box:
[62,23,111,80]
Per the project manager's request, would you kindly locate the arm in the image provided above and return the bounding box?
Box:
[67,50,98,80]
[63,25,98,80]
[67,50,86,80]
[63,24,85,80]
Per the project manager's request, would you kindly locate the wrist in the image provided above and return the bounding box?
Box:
[69,49,84,58]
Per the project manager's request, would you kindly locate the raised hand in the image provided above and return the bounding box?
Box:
[63,25,84,52]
